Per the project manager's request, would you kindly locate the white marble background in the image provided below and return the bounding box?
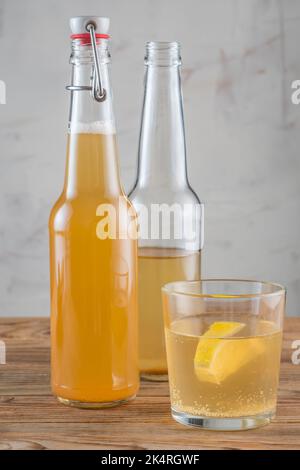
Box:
[0,0,299,316]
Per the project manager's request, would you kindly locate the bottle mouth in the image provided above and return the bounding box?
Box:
[145,41,181,66]
[146,41,180,50]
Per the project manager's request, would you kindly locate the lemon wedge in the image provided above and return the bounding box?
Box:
[194,321,264,385]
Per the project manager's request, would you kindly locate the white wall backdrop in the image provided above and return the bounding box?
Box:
[0,0,299,316]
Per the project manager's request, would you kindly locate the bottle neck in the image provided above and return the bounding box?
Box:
[136,42,188,190]
[64,39,121,198]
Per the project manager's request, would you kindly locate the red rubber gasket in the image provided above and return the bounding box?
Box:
[71,34,110,40]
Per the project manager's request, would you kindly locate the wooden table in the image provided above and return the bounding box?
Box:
[0,317,299,450]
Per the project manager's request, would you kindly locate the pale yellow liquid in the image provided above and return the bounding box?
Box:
[49,133,139,404]
[165,317,282,418]
[138,248,201,377]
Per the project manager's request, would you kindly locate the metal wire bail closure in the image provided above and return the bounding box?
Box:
[86,22,106,102]
[66,21,107,102]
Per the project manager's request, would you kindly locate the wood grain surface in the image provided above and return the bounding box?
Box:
[0,317,299,450]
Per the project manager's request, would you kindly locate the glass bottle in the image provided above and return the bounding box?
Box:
[49,17,139,407]
[129,42,204,381]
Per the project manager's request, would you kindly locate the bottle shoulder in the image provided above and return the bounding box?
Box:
[49,194,71,231]
[129,184,201,206]
[49,193,64,221]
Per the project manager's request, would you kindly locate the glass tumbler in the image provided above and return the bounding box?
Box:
[162,280,286,431]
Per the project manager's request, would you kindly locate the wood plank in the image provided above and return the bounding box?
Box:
[0,317,299,450]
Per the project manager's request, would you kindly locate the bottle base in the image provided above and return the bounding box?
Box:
[172,407,275,431]
[57,394,136,409]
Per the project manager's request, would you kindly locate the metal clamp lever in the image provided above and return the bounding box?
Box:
[66,22,106,102]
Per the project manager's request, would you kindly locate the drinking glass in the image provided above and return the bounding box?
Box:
[162,280,286,430]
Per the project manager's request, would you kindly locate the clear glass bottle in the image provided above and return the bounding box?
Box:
[49,17,139,407]
[129,42,204,381]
